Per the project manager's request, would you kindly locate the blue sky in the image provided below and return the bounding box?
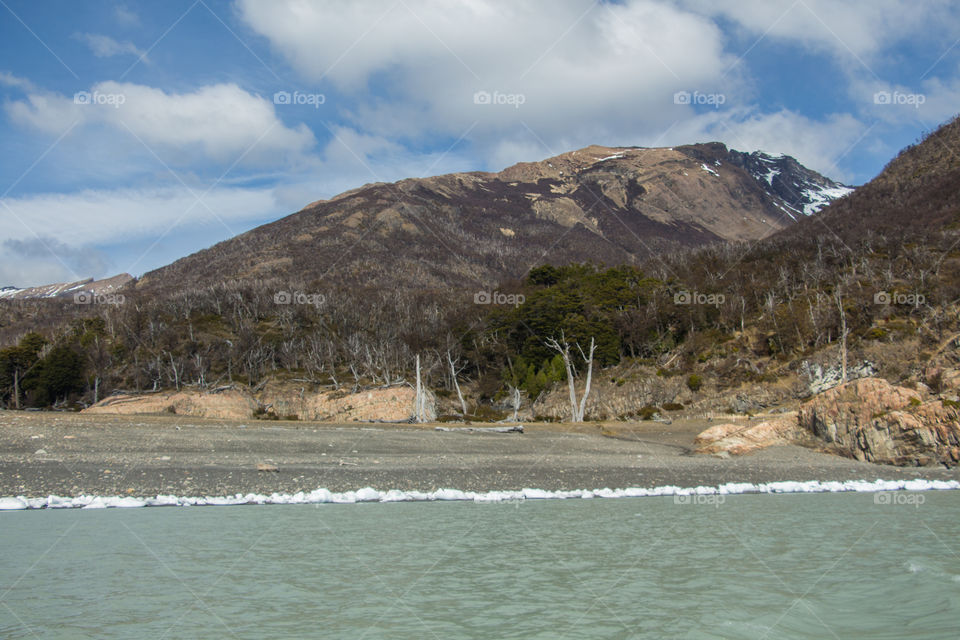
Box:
[1,0,959,287]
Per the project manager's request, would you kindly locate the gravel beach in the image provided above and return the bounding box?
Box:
[1,410,958,498]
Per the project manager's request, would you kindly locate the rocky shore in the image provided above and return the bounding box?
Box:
[2,410,958,500]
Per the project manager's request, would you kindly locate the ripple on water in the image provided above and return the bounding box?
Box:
[0,492,958,639]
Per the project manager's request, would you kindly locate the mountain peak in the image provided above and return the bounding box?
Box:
[137,142,851,293]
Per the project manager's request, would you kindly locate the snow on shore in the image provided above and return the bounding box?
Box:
[1,479,958,510]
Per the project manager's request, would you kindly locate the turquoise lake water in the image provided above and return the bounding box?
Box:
[1,491,958,639]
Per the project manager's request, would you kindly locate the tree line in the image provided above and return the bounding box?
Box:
[1,222,958,413]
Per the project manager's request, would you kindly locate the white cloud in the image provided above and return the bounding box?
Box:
[0,237,111,287]
[0,185,282,249]
[114,5,140,27]
[679,109,866,182]
[0,183,297,285]
[233,0,960,180]
[0,71,37,92]
[0,185,289,285]
[237,0,741,152]
[0,254,87,290]
[681,0,959,63]
[74,33,147,59]
[6,81,317,166]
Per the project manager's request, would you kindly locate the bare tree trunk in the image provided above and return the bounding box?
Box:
[13,368,20,410]
[511,385,521,421]
[546,333,595,423]
[414,354,424,423]
[447,351,467,416]
[576,338,596,422]
[561,343,578,421]
[168,352,180,391]
[836,291,848,384]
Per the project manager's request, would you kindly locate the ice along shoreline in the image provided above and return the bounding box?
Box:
[1,478,958,511]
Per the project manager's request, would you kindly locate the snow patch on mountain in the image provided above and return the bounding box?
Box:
[734,150,853,218]
[800,183,855,216]
[0,274,134,301]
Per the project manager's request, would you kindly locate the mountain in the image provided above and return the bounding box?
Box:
[785,115,960,242]
[137,143,851,292]
[0,274,133,301]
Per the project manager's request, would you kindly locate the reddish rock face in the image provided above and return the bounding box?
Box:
[694,417,798,456]
[693,377,960,467]
[797,377,960,467]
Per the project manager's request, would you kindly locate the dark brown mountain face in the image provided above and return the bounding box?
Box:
[785,115,960,243]
[136,143,850,293]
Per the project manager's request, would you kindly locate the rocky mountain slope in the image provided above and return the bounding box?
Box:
[135,143,850,292]
[0,274,133,301]
[783,116,960,242]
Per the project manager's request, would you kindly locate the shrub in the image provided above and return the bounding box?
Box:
[686,374,703,392]
[638,405,659,420]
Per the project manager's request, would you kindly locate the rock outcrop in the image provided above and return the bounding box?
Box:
[799,360,876,395]
[694,417,799,456]
[797,377,960,466]
[84,388,258,420]
[693,377,960,467]
[261,384,427,422]
[84,384,430,423]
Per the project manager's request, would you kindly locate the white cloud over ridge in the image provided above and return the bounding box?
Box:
[237,0,739,144]
[0,185,285,285]
[232,0,919,179]
[1,185,281,247]
[6,81,316,166]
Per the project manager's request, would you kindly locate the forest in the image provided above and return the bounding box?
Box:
[1,217,956,413]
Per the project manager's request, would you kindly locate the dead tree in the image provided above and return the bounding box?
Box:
[414,354,426,423]
[506,383,522,421]
[545,333,596,423]
[835,290,848,384]
[446,349,468,416]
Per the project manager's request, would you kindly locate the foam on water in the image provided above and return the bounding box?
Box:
[0,478,958,510]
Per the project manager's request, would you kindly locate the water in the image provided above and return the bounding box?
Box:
[1,492,958,639]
